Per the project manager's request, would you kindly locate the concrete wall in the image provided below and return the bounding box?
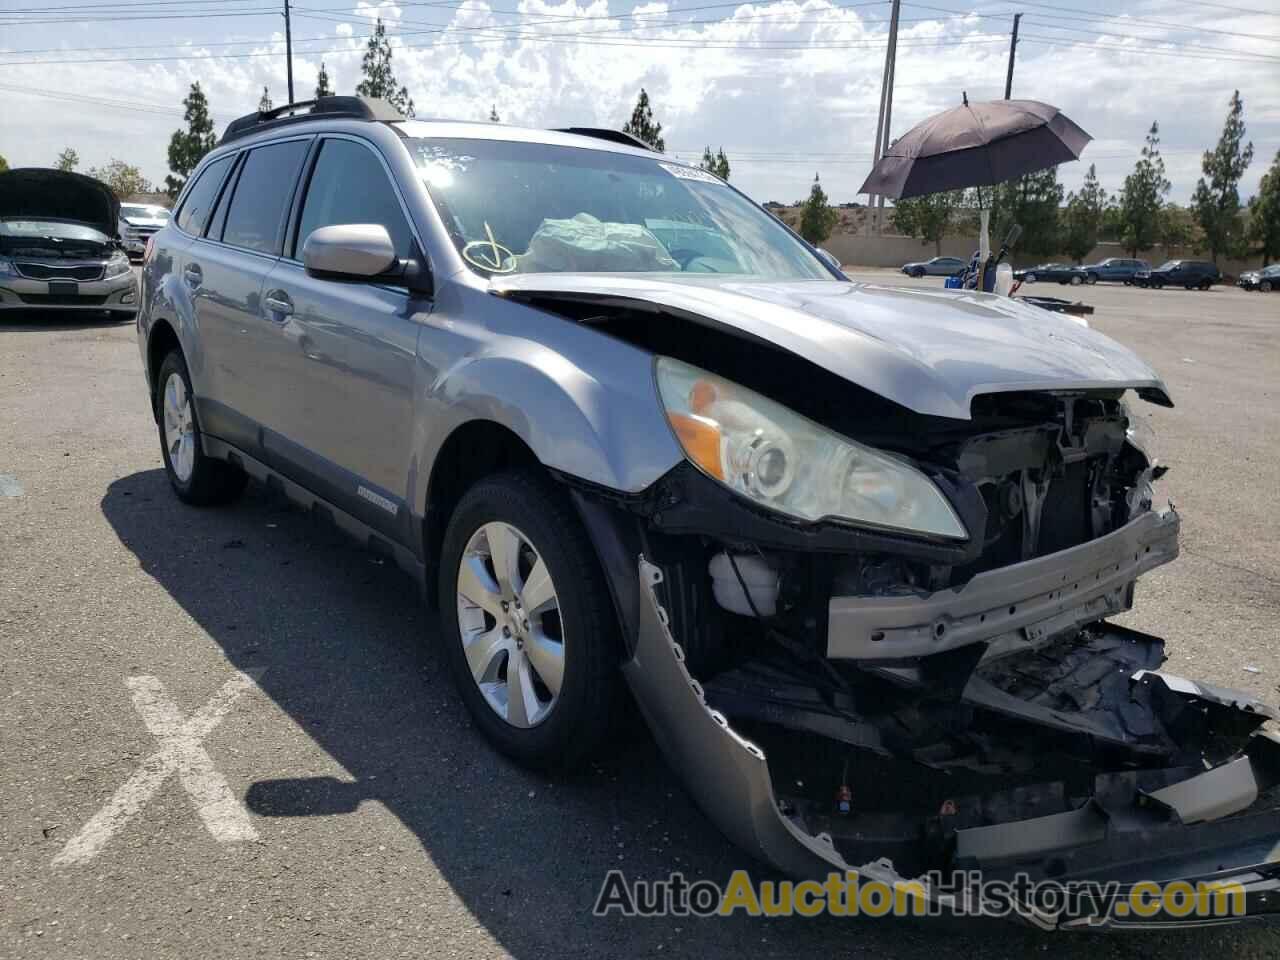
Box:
[827,234,1265,276]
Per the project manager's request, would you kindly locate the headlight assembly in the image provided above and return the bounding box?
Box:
[655,357,967,539]
[104,253,132,279]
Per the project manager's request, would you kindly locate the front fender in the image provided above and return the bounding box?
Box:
[411,298,683,515]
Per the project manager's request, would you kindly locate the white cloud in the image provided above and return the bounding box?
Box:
[0,0,1275,204]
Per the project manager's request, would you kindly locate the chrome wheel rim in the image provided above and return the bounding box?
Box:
[456,522,564,728]
[162,372,196,483]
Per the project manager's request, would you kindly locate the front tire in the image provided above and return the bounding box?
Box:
[154,350,247,506]
[1262,280,1273,293]
[438,469,620,771]
[1024,273,1037,283]
[1086,273,1098,285]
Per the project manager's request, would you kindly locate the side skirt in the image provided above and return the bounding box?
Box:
[202,436,426,587]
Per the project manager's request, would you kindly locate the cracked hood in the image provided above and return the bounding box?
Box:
[492,274,1172,420]
[0,167,120,239]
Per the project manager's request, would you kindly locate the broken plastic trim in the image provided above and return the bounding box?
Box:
[827,508,1179,661]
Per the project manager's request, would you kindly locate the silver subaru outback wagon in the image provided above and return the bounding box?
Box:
[137,97,1280,929]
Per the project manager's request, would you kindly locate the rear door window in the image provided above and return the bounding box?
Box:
[175,155,232,236]
[293,138,413,259]
[220,139,311,255]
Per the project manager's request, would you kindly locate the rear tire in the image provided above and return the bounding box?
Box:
[438,469,620,771]
[1070,274,1083,286]
[154,350,247,506]
[1262,280,1273,293]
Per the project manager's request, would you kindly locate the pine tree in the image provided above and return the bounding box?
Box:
[1248,149,1280,265]
[1062,164,1107,262]
[698,146,730,181]
[314,61,334,99]
[1191,90,1254,264]
[489,104,500,122]
[55,147,79,172]
[1118,122,1171,257]
[988,168,1064,257]
[356,18,415,118]
[259,86,273,112]
[165,82,217,199]
[799,173,838,244]
[621,89,664,152]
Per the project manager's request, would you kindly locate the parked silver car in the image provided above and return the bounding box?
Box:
[136,97,1280,929]
[900,255,966,277]
[118,202,170,259]
[0,168,138,315]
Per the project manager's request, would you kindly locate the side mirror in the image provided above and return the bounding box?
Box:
[815,247,842,272]
[303,224,398,279]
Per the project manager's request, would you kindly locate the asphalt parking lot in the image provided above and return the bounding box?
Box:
[2,270,1278,958]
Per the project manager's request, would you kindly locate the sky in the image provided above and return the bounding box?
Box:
[0,0,1277,206]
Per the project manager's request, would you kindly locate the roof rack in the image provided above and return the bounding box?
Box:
[553,127,654,151]
[220,96,406,145]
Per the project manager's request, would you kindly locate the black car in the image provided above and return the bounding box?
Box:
[900,255,966,278]
[1013,262,1088,285]
[1081,257,1149,285]
[1134,259,1220,290]
[1238,264,1280,292]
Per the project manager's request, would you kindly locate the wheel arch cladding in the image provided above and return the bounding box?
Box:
[146,319,181,412]
[422,420,542,589]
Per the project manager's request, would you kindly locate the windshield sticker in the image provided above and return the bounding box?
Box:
[461,222,517,273]
[658,163,722,185]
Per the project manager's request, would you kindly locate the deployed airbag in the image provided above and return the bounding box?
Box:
[515,213,679,274]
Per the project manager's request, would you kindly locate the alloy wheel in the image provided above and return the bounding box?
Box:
[455,521,564,728]
[162,371,196,483]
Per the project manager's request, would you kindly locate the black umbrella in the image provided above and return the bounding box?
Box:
[859,96,1091,199]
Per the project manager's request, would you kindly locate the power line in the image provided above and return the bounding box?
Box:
[1019,35,1280,64]
[905,0,1280,41]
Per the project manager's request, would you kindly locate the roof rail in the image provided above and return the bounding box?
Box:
[220,96,406,145]
[553,127,654,151]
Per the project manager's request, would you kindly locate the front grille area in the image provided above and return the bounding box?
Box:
[15,262,104,281]
[17,293,108,306]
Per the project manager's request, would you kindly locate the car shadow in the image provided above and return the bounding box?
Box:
[1,309,134,332]
[100,469,1232,957]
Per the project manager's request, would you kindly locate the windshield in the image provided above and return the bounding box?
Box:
[0,218,108,241]
[412,138,830,280]
[120,204,168,219]
[1156,261,1179,270]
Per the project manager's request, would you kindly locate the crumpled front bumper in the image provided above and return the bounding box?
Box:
[625,557,1280,929]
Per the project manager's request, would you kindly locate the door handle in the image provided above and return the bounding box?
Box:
[183,264,202,289]
[263,290,293,318]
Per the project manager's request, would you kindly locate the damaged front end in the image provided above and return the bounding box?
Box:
[578,383,1280,930]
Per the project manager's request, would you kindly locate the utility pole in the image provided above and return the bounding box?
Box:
[869,0,902,235]
[284,0,295,104]
[1004,12,1022,100]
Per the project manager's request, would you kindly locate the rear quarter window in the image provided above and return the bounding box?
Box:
[175,155,232,236]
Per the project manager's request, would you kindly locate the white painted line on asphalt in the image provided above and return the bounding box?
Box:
[52,669,265,866]
[0,474,23,497]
